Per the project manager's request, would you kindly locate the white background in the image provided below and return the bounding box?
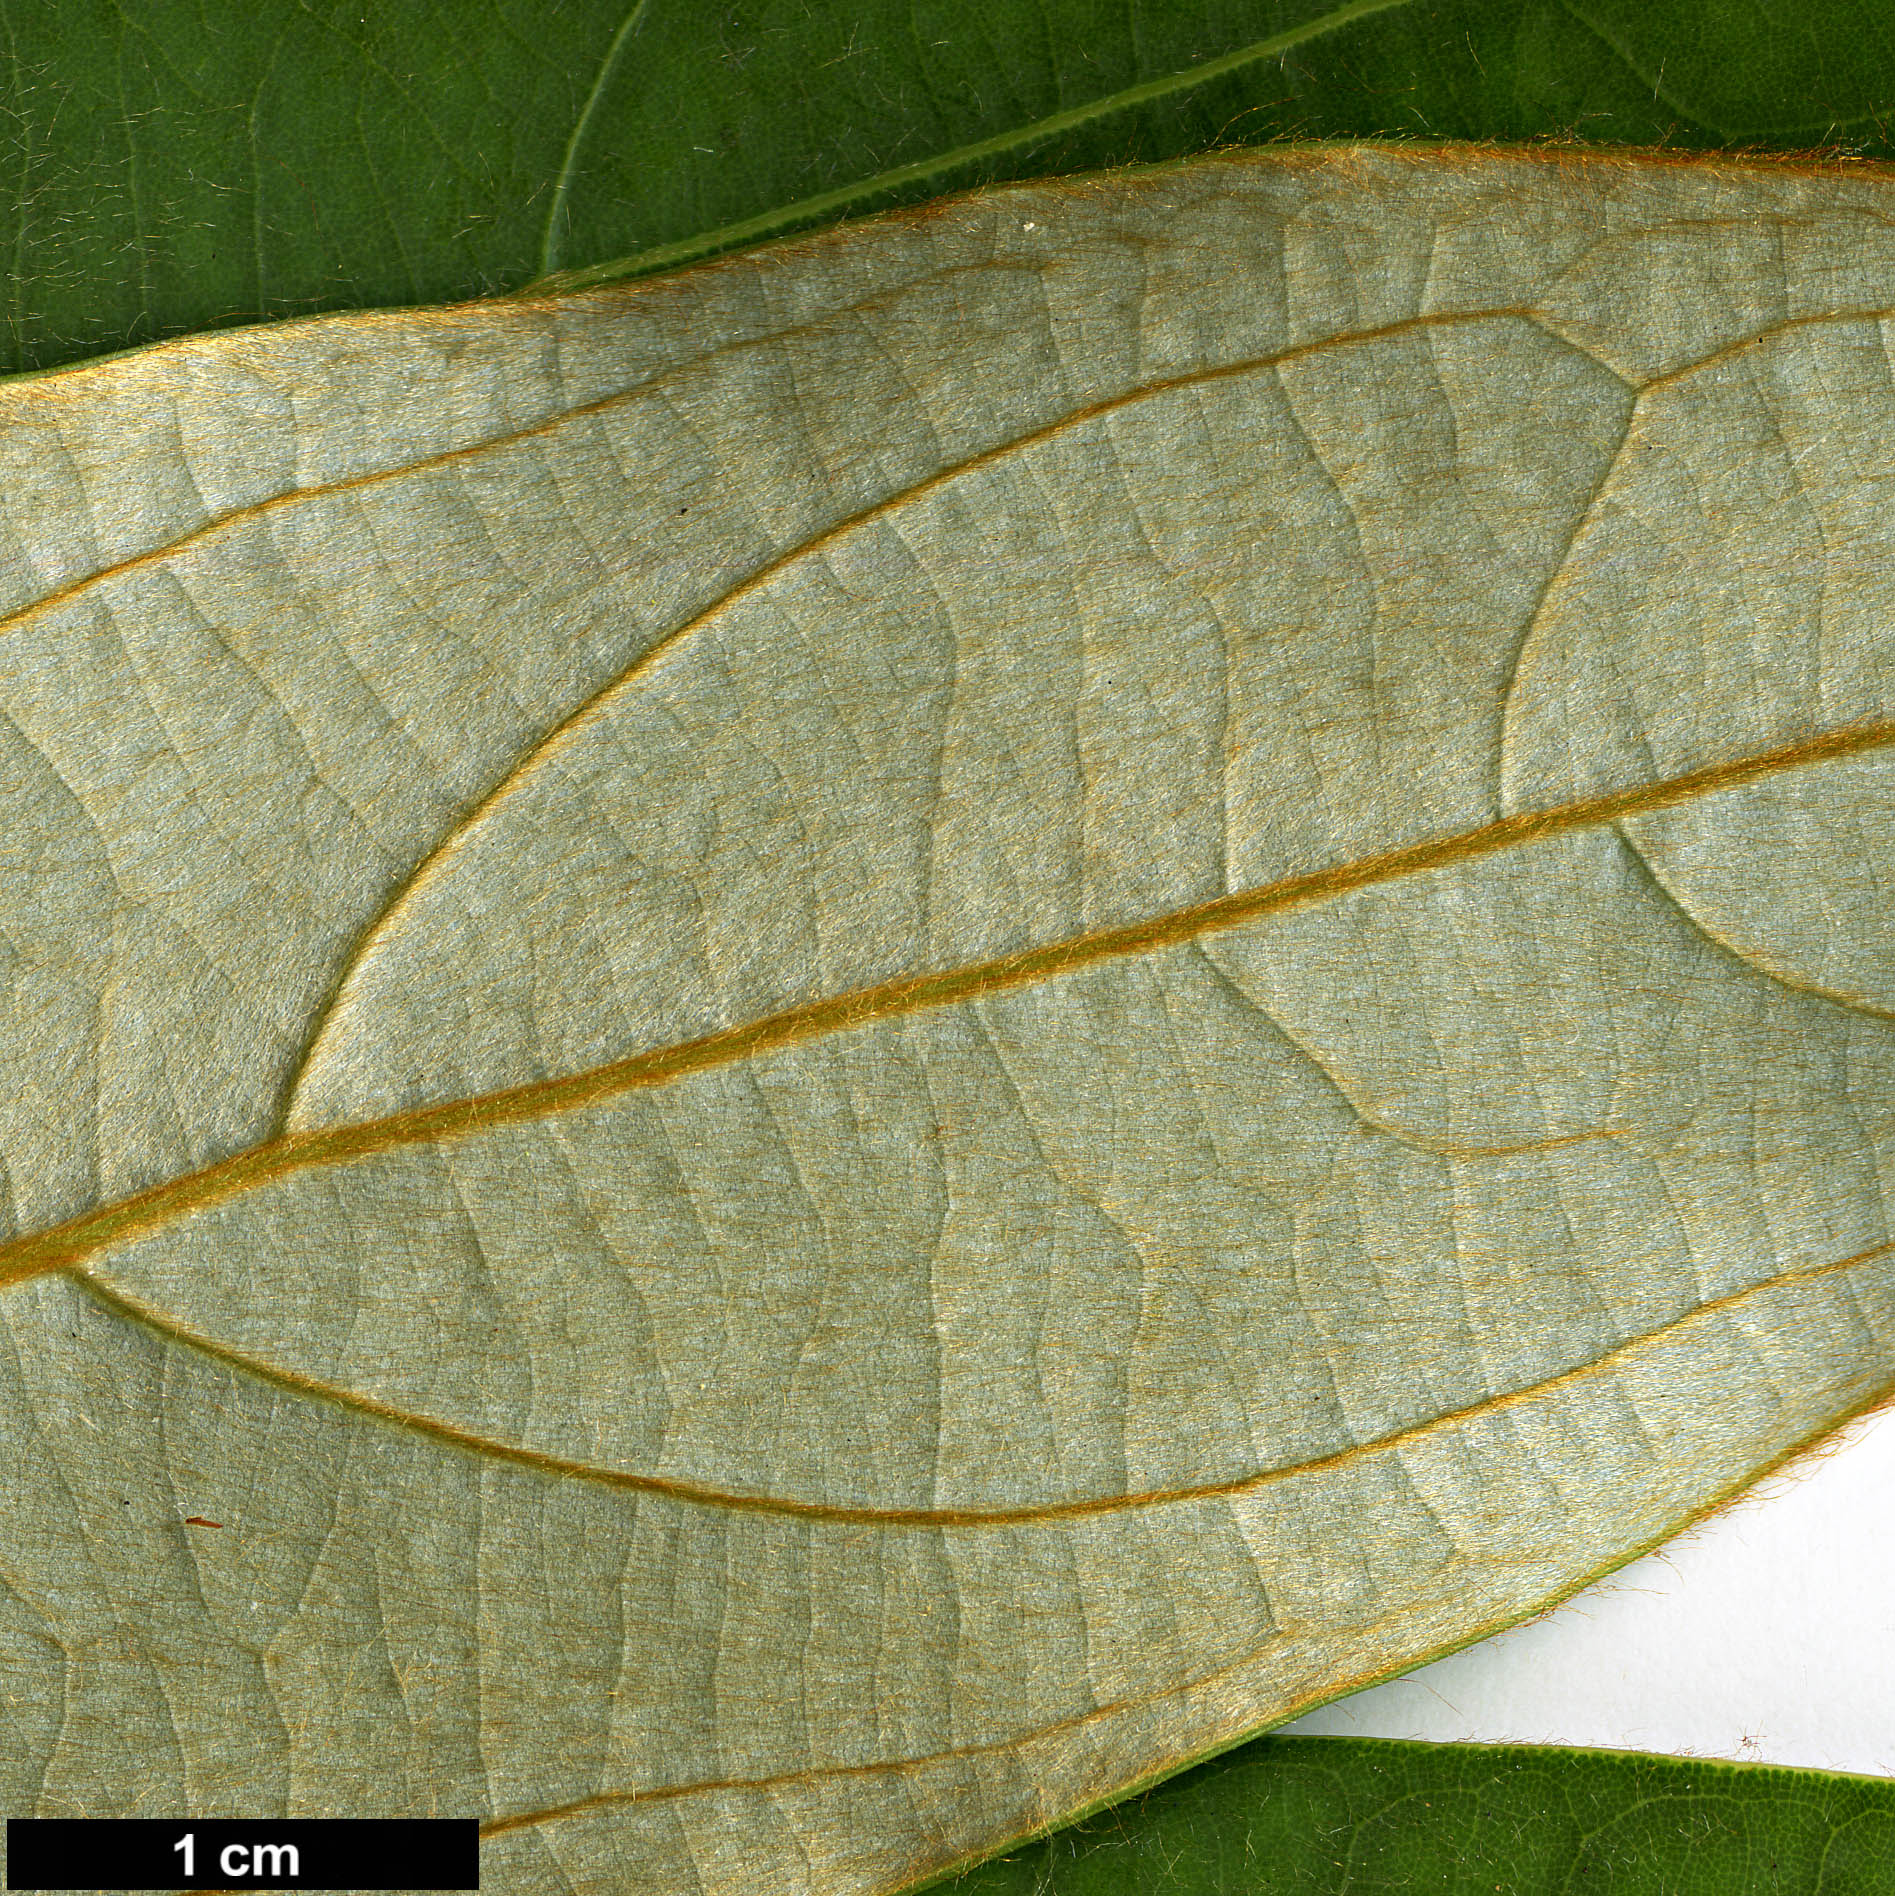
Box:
[1282,1403,1895,1775]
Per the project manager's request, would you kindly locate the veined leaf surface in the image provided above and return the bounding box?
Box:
[13,0,1895,379]
[952,1738,1895,1893]
[3,146,1895,1894]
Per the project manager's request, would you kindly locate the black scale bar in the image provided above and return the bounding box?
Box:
[7,1820,478,1891]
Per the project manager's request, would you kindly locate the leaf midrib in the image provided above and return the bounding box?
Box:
[3,711,1890,1306]
[519,0,1421,295]
[540,0,653,277]
[5,289,1890,1371]
[9,270,1894,1535]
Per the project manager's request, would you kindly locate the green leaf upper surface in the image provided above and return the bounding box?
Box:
[4,146,1895,1892]
[947,1738,1895,1893]
[10,0,1895,376]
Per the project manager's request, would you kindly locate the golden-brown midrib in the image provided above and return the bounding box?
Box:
[2,711,1889,1297]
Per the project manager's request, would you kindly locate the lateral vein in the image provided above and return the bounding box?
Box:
[277,303,1550,1121]
[66,1231,1895,1527]
[471,1337,1895,1847]
[279,300,1895,1119]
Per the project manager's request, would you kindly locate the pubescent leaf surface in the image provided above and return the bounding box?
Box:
[2,146,1895,1894]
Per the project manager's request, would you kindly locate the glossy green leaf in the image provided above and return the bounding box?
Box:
[945,1737,1895,1893]
[4,146,1895,1892]
[10,0,1895,377]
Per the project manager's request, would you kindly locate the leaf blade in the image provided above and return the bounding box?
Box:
[6,146,1895,1892]
[16,0,1895,377]
[939,1736,1895,1894]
